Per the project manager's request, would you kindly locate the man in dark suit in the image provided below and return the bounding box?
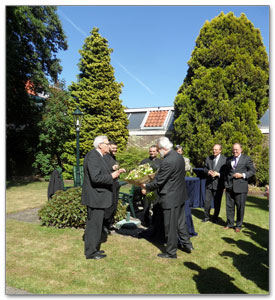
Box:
[81,136,124,260]
[141,137,193,259]
[140,145,161,227]
[224,143,256,232]
[103,141,120,233]
[203,144,227,223]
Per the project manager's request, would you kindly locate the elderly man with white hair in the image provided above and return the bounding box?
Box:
[141,137,193,259]
[81,135,125,260]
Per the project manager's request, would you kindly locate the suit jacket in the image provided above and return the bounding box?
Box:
[146,150,187,209]
[204,154,227,190]
[103,153,120,189]
[47,169,64,200]
[225,154,256,193]
[81,149,114,208]
[140,157,161,171]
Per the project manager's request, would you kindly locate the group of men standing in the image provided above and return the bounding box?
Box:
[81,136,126,260]
[203,143,256,233]
[81,135,255,260]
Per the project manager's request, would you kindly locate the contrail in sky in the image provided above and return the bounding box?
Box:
[59,10,154,95]
[116,62,154,95]
[59,10,87,37]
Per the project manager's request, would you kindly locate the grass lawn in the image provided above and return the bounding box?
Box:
[6,181,269,294]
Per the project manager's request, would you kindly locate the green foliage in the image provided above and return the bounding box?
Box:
[33,84,71,178]
[113,200,127,223]
[39,187,127,228]
[116,147,149,175]
[252,146,269,186]
[39,188,86,228]
[6,6,68,177]
[173,12,269,167]
[63,27,129,178]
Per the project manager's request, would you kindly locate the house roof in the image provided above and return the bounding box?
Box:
[125,106,174,135]
[144,110,169,127]
[125,106,269,135]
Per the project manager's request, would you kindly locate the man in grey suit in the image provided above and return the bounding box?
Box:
[224,143,256,232]
[203,144,227,223]
[141,137,193,259]
[81,136,125,260]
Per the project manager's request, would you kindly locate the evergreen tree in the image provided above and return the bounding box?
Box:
[173,12,269,166]
[63,27,129,178]
[33,83,71,178]
[6,6,67,176]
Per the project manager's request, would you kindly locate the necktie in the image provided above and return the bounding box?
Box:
[213,157,217,168]
[233,158,237,169]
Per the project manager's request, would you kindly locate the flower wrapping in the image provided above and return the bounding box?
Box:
[124,163,156,186]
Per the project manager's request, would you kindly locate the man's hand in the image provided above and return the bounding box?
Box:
[111,168,126,179]
[112,164,119,170]
[233,173,243,179]
[141,188,147,195]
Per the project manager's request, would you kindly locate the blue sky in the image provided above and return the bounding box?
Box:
[55,5,269,109]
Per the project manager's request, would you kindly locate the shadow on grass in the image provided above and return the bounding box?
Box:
[191,208,204,221]
[6,179,46,189]
[221,237,269,292]
[242,222,269,249]
[184,261,246,294]
[191,208,227,227]
[246,195,269,212]
[6,181,32,189]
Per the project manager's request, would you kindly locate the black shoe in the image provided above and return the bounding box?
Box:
[157,253,177,259]
[141,221,150,227]
[96,250,105,254]
[212,218,218,223]
[138,231,151,239]
[202,218,209,222]
[103,226,111,235]
[181,246,194,253]
[87,253,106,260]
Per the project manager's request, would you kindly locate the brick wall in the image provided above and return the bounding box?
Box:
[127,133,172,149]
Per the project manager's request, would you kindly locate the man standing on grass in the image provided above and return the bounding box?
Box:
[103,141,121,233]
[141,137,193,259]
[202,144,227,223]
[140,145,161,228]
[81,136,125,260]
[224,143,256,232]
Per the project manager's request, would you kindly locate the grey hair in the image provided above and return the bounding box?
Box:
[93,136,108,148]
[158,137,173,150]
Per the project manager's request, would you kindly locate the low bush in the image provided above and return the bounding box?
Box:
[39,188,86,228]
[252,146,269,187]
[39,187,127,228]
[116,147,148,175]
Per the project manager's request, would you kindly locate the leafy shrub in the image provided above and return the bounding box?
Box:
[252,146,269,187]
[39,188,86,228]
[114,199,127,223]
[116,147,148,178]
[39,187,127,228]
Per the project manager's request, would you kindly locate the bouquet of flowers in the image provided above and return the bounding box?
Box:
[125,163,157,202]
[124,163,156,186]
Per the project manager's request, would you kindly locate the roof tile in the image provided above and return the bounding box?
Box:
[144,110,168,127]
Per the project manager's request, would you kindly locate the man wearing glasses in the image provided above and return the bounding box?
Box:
[81,136,125,259]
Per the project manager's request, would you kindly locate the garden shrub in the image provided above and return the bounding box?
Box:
[252,146,269,187]
[116,147,148,178]
[39,187,127,228]
[39,187,86,228]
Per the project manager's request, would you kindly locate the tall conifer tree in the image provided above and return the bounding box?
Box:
[63,27,129,177]
[173,12,269,166]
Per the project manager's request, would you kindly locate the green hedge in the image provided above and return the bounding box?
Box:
[39,187,127,228]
